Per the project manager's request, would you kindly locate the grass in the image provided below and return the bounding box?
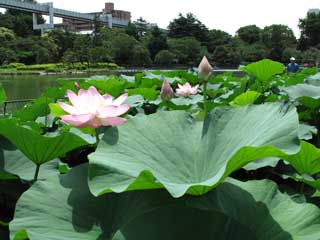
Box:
[0,62,120,74]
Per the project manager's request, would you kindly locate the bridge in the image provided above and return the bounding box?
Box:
[0,0,129,32]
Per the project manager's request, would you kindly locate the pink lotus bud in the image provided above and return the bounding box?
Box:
[160,80,174,101]
[74,81,80,90]
[198,56,213,79]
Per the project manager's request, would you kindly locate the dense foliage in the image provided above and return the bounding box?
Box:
[0,8,319,68]
[1,59,320,239]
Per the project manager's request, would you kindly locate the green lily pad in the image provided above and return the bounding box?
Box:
[0,119,90,165]
[10,165,320,240]
[171,94,203,106]
[230,91,261,106]
[282,84,320,108]
[242,59,285,82]
[88,103,300,197]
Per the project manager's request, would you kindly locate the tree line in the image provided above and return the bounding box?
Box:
[0,4,319,68]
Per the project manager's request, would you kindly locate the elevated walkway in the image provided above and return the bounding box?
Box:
[0,0,129,32]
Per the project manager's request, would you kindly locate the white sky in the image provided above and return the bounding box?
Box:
[6,0,320,37]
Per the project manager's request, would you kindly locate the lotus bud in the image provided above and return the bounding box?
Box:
[160,80,174,101]
[198,56,213,80]
[74,81,80,90]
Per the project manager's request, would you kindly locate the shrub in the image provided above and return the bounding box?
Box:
[155,50,176,65]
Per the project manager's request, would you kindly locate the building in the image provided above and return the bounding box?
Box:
[62,2,131,32]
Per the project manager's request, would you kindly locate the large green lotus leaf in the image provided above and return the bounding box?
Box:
[243,157,279,171]
[283,141,320,175]
[12,165,320,240]
[242,59,285,82]
[298,123,317,140]
[88,103,300,197]
[0,119,90,165]
[0,136,58,180]
[230,90,261,106]
[122,207,252,240]
[12,96,55,121]
[10,164,177,240]
[282,84,320,108]
[124,95,144,107]
[244,124,318,171]
[184,179,320,240]
[292,174,320,194]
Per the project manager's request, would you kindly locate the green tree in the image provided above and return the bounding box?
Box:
[133,17,150,38]
[237,42,268,64]
[0,27,15,44]
[62,49,78,68]
[88,47,113,64]
[168,13,209,44]
[236,25,261,44]
[131,44,152,66]
[125,21,139,40]
[261,24,296,61]
[207,29,232,53]
[0,47,17,65]
[168,37,204,65]
[73,34,91,65]
[109,32,138,64]
[281,47,301,63]
[155,50,176,65]
[47,29,76,60]
[147,26,168,60]
[300,47,320,67]
[298,12,320,50]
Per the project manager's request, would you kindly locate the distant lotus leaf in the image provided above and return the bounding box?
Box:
[282,84,320,108]
[242,59,285,82]
[230,91,261,106]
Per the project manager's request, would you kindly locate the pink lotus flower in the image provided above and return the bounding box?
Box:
[58,86,130,128]
[176,82,199,97]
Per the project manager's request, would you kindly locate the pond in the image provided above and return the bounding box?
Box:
[0,74,91,101]
[0,69,243,101]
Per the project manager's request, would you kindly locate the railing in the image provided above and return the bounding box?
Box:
[2,99,35,115]
[0,0,129,26]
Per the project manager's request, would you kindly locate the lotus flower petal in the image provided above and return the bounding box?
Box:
[60,114,95,128]
[176,82,199,97]
[98,105,130,118]
[58,102,77,115]
[59,86,130,128]
[66,90,78,107]
[101,117,127,126]
[113,93,128,106]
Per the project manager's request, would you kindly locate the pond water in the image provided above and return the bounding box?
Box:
[0,69,242,101]
[0,74,90,101]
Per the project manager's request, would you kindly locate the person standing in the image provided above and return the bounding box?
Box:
[286,57,299,73]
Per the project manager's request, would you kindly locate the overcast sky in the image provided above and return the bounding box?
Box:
[26,0,320,37]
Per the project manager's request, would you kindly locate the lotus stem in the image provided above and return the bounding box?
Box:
[33,164,41,182]
[95,128,100,144]
[203,80,208,116]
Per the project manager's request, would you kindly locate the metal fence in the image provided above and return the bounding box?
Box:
[2,99,35,115]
